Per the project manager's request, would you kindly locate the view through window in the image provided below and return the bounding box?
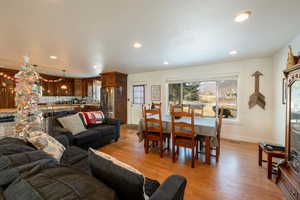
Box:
[133,85,145,104]
[168,78,238,118]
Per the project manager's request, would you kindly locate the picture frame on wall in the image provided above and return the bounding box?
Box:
[282,78,287,104]
[151,85,161,101]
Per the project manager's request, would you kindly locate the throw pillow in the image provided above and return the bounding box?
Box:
[27,131,65,161]
[81,112,97,125]
[58,113,87,135]
[88,148,149,200]
[92,111,105,124]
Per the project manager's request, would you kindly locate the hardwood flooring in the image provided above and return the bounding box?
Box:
[99,127,284,200]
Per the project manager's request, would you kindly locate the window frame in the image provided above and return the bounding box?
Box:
[167,77,239,121]
[133,84,145,105]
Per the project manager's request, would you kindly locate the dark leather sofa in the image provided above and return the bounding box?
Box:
[0,136,187,200]
[45,110,120,150]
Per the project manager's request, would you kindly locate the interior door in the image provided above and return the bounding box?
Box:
[129,84,145,125]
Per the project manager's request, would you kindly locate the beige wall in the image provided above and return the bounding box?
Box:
[128,57,276,143]
[272,34,300,145]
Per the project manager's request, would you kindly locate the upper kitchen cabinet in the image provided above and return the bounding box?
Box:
[56,79,74,96]
[74,79,84,96]
[0,68,17,108]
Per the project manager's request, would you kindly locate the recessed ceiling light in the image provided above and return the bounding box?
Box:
[234,11,252,23]
[94,65,97,69]
[49,56,57,59]
[229,50,238,55]
[164,61,169,65]
[133,43,142,48]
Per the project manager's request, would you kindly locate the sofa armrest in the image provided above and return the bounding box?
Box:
[105,118,120,125]
[149,175,187,200]
[105,118,121,140]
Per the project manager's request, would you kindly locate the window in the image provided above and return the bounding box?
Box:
[168,78,238,119]
[133,85,145,104]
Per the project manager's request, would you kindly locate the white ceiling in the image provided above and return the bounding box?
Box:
[1,0,300,77]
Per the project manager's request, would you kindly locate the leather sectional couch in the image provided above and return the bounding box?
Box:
[0,136,187,200]
[45,110,120,149]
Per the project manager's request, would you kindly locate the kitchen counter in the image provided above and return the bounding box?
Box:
[0,103,101,115]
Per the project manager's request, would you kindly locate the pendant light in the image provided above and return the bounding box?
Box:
[60,70,68,90]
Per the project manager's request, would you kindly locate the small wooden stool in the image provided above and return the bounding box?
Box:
[258,143,285,179]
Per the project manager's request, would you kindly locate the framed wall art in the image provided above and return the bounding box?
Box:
[151,85,161,101]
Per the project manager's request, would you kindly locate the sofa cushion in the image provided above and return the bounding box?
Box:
[74,129,102,146]
[90,125,116,137]
[88,148,148,200]
[3,165,116,200]
[57,113,87,135]
[0,144,35,157]
[0,151,53,171]
[61,146,90,174]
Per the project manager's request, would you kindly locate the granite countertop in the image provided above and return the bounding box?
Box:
[0,103,101,114]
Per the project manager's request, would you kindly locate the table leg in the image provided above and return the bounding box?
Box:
[258,145,262,166]
[267,154,272,179]
[205,136,211,164]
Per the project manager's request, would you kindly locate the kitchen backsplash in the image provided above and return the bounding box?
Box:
[39,96,83,104]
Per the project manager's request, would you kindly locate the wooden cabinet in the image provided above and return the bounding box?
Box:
[0,68,17,108]
[74,79,83,96]
[56,79,74,96]
[41,77,74,97]
[100,72,127,123]
[277,64,300,199]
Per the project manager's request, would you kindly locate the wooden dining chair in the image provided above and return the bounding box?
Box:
[151,102,162,109]
[143,106,170,158]
[196,107,224,162]
[171,106,197,168]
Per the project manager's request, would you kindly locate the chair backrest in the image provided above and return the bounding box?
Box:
[143,106,163,137]
[189,105,204,116]
[151,102,162,109]
[217,107,224,138]
[171,106,195,139]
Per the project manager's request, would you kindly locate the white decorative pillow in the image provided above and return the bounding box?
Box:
[58,113,87,135]
[28,131,65,161]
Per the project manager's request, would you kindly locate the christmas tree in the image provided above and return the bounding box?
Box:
[14,56,43,139]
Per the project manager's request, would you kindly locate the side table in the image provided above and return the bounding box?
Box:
[258,143,285,179]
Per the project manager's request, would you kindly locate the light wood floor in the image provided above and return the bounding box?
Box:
[99,127,284,200]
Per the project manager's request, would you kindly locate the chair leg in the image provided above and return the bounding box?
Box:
[172,143,176,163]
[191,146,195,168]
[196,140,199,160]
[144,139,149,154]
[216,146,220,162]
[160,139,163,158]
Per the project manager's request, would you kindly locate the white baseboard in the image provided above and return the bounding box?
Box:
[221,134,279,144]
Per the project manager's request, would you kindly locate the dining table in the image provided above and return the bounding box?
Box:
[137,115,217,164]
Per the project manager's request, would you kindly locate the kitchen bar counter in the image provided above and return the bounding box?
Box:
[0,104,101,116]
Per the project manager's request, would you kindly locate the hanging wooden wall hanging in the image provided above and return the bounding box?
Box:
[248,71,266,109]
